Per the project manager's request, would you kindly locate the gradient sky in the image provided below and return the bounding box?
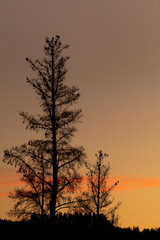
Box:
[1,0,160,230]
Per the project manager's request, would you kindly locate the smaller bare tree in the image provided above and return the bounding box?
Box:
[4,140,51,221]
[78,150,121,224]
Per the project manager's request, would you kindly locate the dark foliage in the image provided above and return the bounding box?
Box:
[1,216,160,240]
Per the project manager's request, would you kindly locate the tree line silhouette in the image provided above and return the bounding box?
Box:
[1,216,160,239]
[2,35,160,239]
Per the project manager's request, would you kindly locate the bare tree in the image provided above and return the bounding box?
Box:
[78,150,120,224]
[4,140,51,221]
[3,36,86,222]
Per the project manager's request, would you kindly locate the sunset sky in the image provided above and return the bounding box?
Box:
[1,0,160,230]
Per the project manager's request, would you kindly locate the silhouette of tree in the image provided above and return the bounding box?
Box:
[77,150,120,224]
[3,36,86,222]
[4,140,51,220]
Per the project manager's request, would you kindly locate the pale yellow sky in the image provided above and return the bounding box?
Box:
[1,0,160,229]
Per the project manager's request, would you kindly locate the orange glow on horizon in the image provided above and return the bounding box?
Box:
[1,170,160,199]
[81,175,160,192]
[112,175,160,191]
[1,168,160,230]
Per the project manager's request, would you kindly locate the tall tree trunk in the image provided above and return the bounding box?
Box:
[50,40,58,223]
[97,153,101,219]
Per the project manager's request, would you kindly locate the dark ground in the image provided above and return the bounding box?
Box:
[1,219,160,239]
